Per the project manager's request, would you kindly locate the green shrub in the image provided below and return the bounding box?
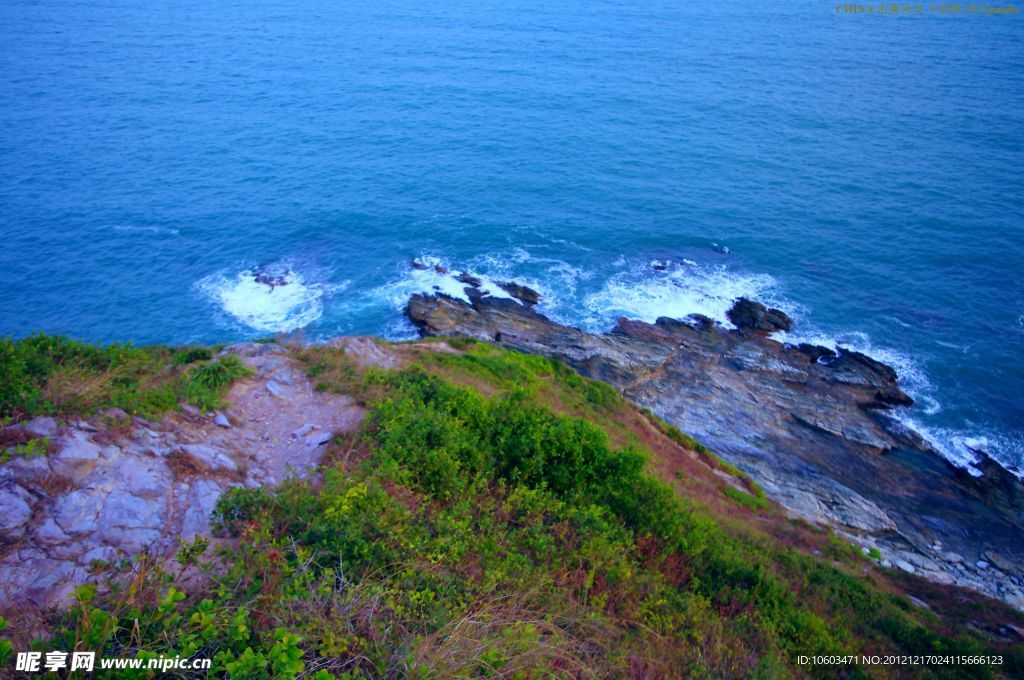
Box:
[173,346,214,365]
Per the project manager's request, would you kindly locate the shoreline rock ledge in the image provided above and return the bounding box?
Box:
[405,286,1024,609]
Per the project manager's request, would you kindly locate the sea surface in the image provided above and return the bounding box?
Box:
[1,1,1022,475]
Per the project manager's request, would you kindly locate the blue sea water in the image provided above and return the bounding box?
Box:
[1,1,1022,475]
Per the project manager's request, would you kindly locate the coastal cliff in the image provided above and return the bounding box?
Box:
[405,282,1024,610]
[2,307,1023,677]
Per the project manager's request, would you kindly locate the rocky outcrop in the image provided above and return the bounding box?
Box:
[726,297,792,335]
[0,343,366,610]
[406,287,1024,609]
[496,281,541,306]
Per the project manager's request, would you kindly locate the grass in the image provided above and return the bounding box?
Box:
[0,334,249,423]
[722,485,769,511]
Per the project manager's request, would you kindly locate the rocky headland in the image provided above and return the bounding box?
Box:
[405,278,1024,609]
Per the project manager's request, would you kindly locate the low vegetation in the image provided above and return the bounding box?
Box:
[3,337,1022,677]
[0,334,249,421]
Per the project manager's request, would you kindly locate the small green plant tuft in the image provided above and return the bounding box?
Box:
[183,355,252,411]
[722,485,768,511]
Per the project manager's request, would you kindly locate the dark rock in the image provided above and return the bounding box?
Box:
[726,298,793,334]
[613,317,677,344]
[497,281,541,306]
[797,343,837,363]
[456,271,482,288]
[684,314,716,330]
[860,387,915,410]
[954,449,1024,517]
[828,348,899,385]
[410,259,429,270]
[254,268,289,289]
[654,316,704,335]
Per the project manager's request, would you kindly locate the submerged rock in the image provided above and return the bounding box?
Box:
[254,267,289,289]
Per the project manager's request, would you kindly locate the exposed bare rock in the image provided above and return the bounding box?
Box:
[178,444,239,474]
[23,417,58,439]
[405,290,1024,609]
[0,486,34,540]
[54,488,106,536]
[0,343,366,611]
[496,281,541,306]
[292,423,316,439]
[327,336,400,370]
[985,551,1016,573]
[726,297,792,334]
[179,479,227,540]
[49,430,102,481]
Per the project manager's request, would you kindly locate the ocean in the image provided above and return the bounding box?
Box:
[1,0,1021,476]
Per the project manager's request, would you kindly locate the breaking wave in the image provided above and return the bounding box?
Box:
[580,259,782,331]
[196,263,346,333]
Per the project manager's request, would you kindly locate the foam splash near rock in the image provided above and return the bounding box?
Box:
[581,259,781,332]
[197,263,346,333]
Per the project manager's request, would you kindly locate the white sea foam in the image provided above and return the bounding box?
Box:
[112,225,180,236]
[581,260,779,331]
[369,255,518,310]
[889,420,1024,479]
[575,258,1021,480]
[197,264,343,333]
[777,329,932,398]
[491,250,590,315]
